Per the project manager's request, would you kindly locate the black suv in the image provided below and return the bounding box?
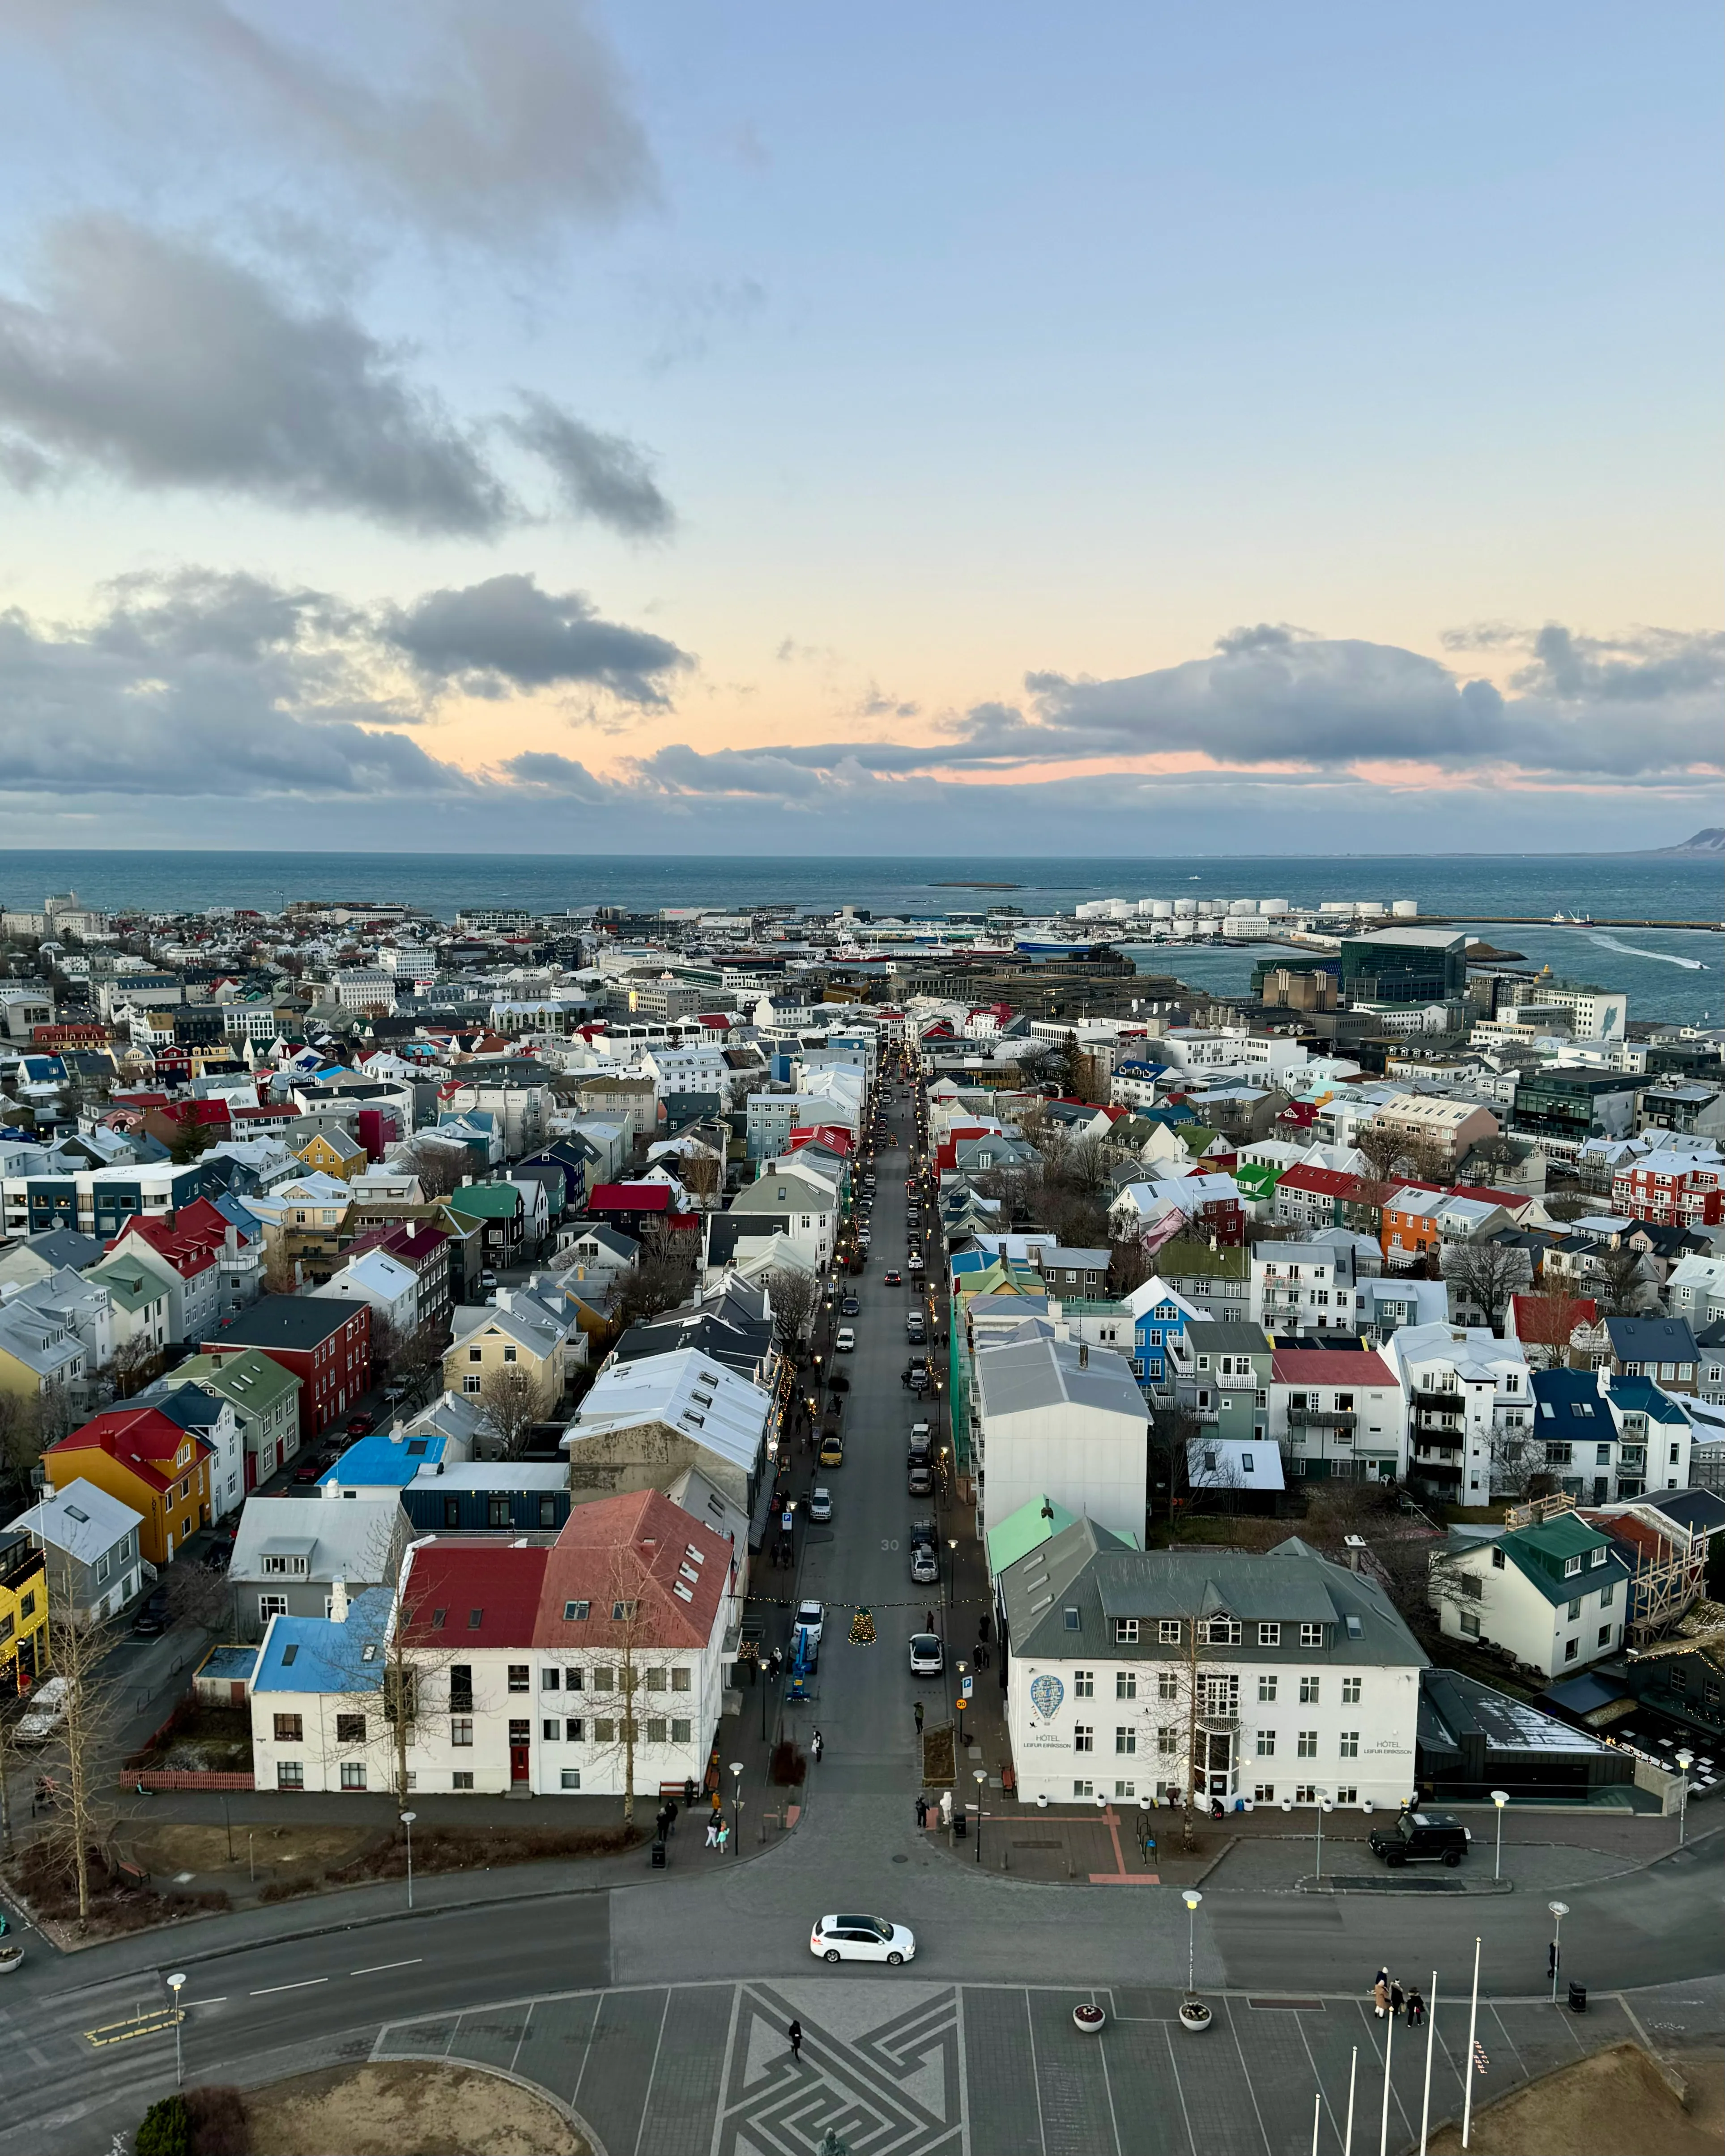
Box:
[1368,1812,1471,1869]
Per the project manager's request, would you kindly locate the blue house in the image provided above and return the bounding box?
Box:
[1122,1275,1205,1391]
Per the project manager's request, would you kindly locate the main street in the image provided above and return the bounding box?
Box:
[0,1078,1721,2152]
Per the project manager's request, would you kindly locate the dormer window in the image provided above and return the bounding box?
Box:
[1563,1555,1582,1578]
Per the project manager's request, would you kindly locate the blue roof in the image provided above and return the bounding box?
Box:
[1531,1367,1607,1424]
[253,1589,390,1693]
[199,1645,258,1684]
[1116,1060,1168,1080]
[1604,1374,1691,1425]
[317,1431,450,1488]
[151,1382,226,1434]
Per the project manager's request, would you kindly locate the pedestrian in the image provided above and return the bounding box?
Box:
[706,1815,720,1849]
[812,1729,824,1764]
[924,1609,935,1632]
[684,1777,697,1808]
[1390,1979,1406,2019]
[979,1610,992,1644]
[1371,1977,1389,2020]
[916,1794,929,1828]
[973,1642,988,1671]
[914,1700,924,1735]
[788,2020,803,2062]
[716,1819,730,1853]
[1406,1988,1426,2030]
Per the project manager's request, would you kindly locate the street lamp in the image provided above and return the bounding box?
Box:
[399,1809,417,1909]
[729,1761,743,1849]
[1182,1890,1202,2000]
[1676,1749,1695,1846]
[1491,1789,1509,1881]
[1547,1901,1568,2003]
[974,1767,987,1864]
[1315,1795,1333,1883]
[166,1972,186,2088]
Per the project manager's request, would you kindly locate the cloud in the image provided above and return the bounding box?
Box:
[0,217,511,532]
[500,392,672,537]
[497,750,611,800]
[383,572,693,706]
[3,0,656,246]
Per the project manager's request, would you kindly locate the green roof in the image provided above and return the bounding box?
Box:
[445,1183,523,1220]
[986,1493,1139,1578]
[86,1256,166,1314]
[1177,1125,1221,1157]
[176,1348,300,1415]
[1233,1161,1282,1197]
[1159,1237,1249,1280]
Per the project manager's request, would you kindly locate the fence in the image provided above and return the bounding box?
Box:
[126,1770,256,1792]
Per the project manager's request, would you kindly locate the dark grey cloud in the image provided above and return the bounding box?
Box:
[384,572,693,707]
[498,750,612,800]
[501,393,673,537]
[3,0,655,246]
[0,217,511,532]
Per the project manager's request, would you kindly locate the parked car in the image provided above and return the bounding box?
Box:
[480,1269,498,1290]
[820,1433,845,1468]
[908,1254,924,1272]
[910,1534,939,1585]
[907,1463,933,1497]
[345,1412,375,1437]
[15,1676,68,1744]
[293,1459,322,1483]
[795,1600,826,1649]
[909,1633,945,1676]
[1368,1812,1472,1868]
[835,1327,856,1352]
[808,1487,833,1523]
[810,1914,916,1967]
[130,1608,167,1638]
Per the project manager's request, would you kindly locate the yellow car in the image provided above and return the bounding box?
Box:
[819,1434,845,1467]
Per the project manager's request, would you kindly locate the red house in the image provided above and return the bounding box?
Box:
[201,1296,372,1441]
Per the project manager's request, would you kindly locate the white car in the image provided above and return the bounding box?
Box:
[835,1327,856,1352]
[796,1599,826,1648]
[909,1633,945,1676]
[907,1254,924,1272]
[808,1487,833,1522]
[810,1914,916,1966]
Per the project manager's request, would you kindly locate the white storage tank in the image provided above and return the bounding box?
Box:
[1358,900,1386,916]
[1198,898,1226,915]
[1259,899,1290,915]
[1392,899,1419,919]
[1319,901,1354,915]
[1173,898,1197,917]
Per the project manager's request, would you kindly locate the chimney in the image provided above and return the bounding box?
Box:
[1078,1342,1089,1370]
[330,1576,349,1623]
[1343,1535,1366,1573]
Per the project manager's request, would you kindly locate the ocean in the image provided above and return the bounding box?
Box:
[4,849,1720,1024]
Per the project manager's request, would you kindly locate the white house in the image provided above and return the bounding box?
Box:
[1380,1323,1532,1504]
[1265,1347,1409,1484]
[1001,1523,1424,1808]
[1435,1513,1631,1679]
[312,1248,423,1339]
[729,1162,839,1271]
[1249,1241,1364,1334]
[974,1335,1149,1552]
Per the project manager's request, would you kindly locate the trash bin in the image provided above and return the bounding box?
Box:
[651,1836,667,1869]
[952,1812,967,1839]
[1567,1982,1586,2015]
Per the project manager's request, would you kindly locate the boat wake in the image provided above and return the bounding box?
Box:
[1586,932,1706,971]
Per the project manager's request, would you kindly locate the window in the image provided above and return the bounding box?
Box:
[1295,1784,1317,1804]
[1073,1670,1095,1697]
[1600,1583,1614,1610]
[1297,1731,1317,1759]
[1339,1731,1359,1758]
[1158,1672,1179,1702]
[1202,1618,1241,1646]
[594,1718,615,1744]
[1563,1555,1582,1578]
[489,1498,511,1529]
[273,1714,302,1744]
[1073,1780,1094,1799]
[1299,1676,1320,1705]
[1299,1622,1323,1648]
[468,1610,484,1630]
[646,1718,668,1744]
[564,1600,590,1622]
[671,1667,692,1694]
[1254,1784,1275,1803]
[1258,1675,1278,1703]
[1568,1598,1582,1620]
[449,1665,474,1710]
[451,1717,474,1748]
[1063,1607,1081,1631]
[593,1666,615,1692]
[672,1717,692,1744]
[612,1600,638,1622]
[1115,1727,1137,1755]
[1256,1731,1275,1756]
[1491,1547,1506,1569]
[1341,1677,1362,1705]
[340,1761,367,1790]
[336,1713,366,1744]
[543,1718,560,1740]
[452,1771,475,1790]
[565,1717,584,1741]
[1159,1620,1182,1645]
[1114,1618,1139,1645]
[258,1593,287,1623]
[542,1668,561,1692]
[1256,1622,1281,1648]
[1115,1780,1137,1799]
[1073,1725,1094,1753]
[1158,1727,1178,1756]
[1461,1611,1480,1638]
[1563,1639,1579,1663]
[463,1374,481,1394]
[560,1769,582,1790]
[1597,1625,1613,1646]
[1116,1671,1137,1700]
[502,1346,517,1364]
[277,1761,303,1790]
[646,1667,668,1692]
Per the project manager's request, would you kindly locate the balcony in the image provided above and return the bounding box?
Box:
[1410,1387,1464,1410]
[1286,1406,1358,1429]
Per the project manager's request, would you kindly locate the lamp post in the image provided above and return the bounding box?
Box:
[1316,1794,1333,1882]
[729,1761,744,1850]
[1491,1789,1509,1881]
[1182,1889,1202,1999]
[974,1767,987,1864]
[1676,1748,1695,1846]
[1377,1999,1394,2156]
[1547,1901,1568,2004]
[399,1809,417,1910]
[1417,1968,1438,2156]
[166,1972,186,2088]
[1343,2044,1357,2156]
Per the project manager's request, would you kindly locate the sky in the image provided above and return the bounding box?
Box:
[0,0,1718,855]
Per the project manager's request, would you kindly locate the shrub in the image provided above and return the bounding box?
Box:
[258,1876,318,1904]
[136,2095,192,2156]
[184,2084,249,2156]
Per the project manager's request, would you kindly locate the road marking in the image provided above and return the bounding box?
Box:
[352,1959,422,1976]
[84,2008,183,2047]
[250,1978,328,1995]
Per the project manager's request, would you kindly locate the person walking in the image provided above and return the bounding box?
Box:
[812,1729,824,1765]
[716,1819,730,1853]
[1371,1976,1390,2020]
[916,1794,929,1829]
[914,1700,925,1736]
[1389,1978,1406,2019]
[924,1609,935,1632]
[788,2020,803,2063]
[706,1815,720,1849]
[1406,1988,1426,2030]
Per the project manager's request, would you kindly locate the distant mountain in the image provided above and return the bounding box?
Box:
[1647,828,1725,856]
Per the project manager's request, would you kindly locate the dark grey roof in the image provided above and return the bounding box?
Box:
[975,1335,1146,1423]
[1419,1666,1618,1763]
[204,1294,362,1352]
[1642,1488,1725,1536]
[1604,1315,1699,1360]
[1184,1320,1273,1355]
[26,1227,107,1272]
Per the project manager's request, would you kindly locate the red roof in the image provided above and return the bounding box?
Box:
[1448,1185,1526,1211]
[591,1182,673,1212]
[1271,1348,1398,1386]
[400,1543,549,1649]
[1276,1165,1363,1199]
[535,1490,731,1650]
[112,1197,234,1278]
[48,1406,210,1495]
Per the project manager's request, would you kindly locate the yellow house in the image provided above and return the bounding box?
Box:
[443,1305,569,1420]
[43,1406,212,1568]
[0,1531,47,1688]
[293,1127,369,1182]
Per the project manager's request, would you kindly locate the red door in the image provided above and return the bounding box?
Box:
[510,1743,530,1785]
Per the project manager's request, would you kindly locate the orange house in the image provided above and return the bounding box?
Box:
[43,1407,212,1567]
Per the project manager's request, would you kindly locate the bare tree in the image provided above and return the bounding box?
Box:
[378,1317,449,1410]
[0,1394,44,1508]
[1441,1238,1531,1328]
[613,1245,694,1330]
[1593,1245,1654,1317]
[677,1152,724,1207]
[405,1140,467,1201]
[1107,1237,1155,1297]
[1398,1131,1454,1190]
[585,1545,654,1828]
[42,1553,118,1930]
[260,1239,299,1297]
[1354,1123,1406,1189]
[477,1365,541,1459]
[1513,1291,1594,1370]
[766,1265,821,1363]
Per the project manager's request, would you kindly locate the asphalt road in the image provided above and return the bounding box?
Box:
[2,1085,1722,2151]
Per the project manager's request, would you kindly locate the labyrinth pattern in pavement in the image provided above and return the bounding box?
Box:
[719,1983,962,2156]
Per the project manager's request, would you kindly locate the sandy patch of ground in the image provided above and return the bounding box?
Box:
[127,1823,377,1878]
[244,2060,584,2156]
[1427,2041,1724,2156]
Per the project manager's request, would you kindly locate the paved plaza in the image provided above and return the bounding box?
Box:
[376,1976,1643,2156]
